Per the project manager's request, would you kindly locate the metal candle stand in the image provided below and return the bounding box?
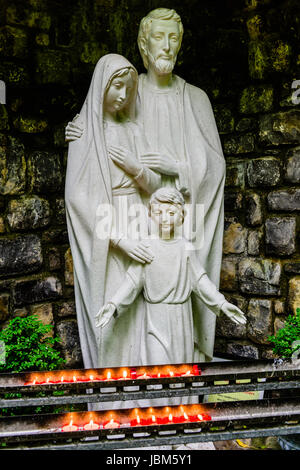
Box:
[0,359,299,450]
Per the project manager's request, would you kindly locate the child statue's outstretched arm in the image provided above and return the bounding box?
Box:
[95,263,144,328]
[189,249,247,325]
[193,273,246,325]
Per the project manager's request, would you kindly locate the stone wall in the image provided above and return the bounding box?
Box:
[0,0,299,367]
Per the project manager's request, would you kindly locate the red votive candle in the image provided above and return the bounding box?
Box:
[173,415,186,423]
[157,416,169,425]
[88,375,102,382]
[62,419,78,432]
[188,414,199,422]
[202,413,212,421]
[118,370,130,380]
[50,377,63,384]
[61,377,73,383]
[192,364,200,376]
[104,371,116,381]
[83,420,100,431]
[25,377,38,386]
[141,417,152,426]
[181,370,192,377]
[130,368,137,380]
[130,415,142,427]
[150,415,157,425]
[137,373,151,379]
[103,419,120,429]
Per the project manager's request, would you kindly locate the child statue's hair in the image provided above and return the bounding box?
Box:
[149,187,185,208]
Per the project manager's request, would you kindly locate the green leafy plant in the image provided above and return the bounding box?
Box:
[0,315,65,373]
[0,315,68,417]
[268,308,300,359]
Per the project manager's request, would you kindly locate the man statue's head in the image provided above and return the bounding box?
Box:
[138,8,183,76]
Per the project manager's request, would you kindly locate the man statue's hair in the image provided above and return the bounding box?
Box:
[138,8,184,70]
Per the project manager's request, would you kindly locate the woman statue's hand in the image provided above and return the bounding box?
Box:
[95,302,116,328]
[108,145,142,176]
[140,152,178,176]
[65,114,84,142]
[118,239,154,264]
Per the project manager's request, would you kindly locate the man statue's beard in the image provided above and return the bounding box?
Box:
[147,51,177,75]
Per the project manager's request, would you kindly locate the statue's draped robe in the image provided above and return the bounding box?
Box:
[137,74,226,361]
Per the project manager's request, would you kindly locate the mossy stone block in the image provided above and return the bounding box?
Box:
[0,235,43,276]
[35,50,70,85]
[0,105,9,131]
[7,196,51,231]
[0,62,30,87]
[0,134,26,195]
[6,5,51,30]
[0,26,28,58]
[28,151,62,194]
[240,85,273,114]
[13,116,48,133]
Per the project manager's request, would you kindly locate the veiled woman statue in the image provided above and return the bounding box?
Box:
[65,54,162,370]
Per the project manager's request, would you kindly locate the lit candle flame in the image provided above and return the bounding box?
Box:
[184,412,189,420]
[169,414,173,422]
[73,375,77,382]
[83,419,99,431]
[61,376,64,382]
[89,375,94,381]
[197,414,203,421]
[137,415,140,424]
[151,415,156,423]
[46,378,50,383]
[169,371,174,377]
[123,370,128,379]
[62,418,78,432]
[158,373,161,378]
[104,418,119,429]
[107,371,111,380]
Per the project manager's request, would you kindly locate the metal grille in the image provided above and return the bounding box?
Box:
[0,359,299,449]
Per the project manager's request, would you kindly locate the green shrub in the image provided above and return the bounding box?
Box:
[0,315,65,373]
[268,308,300,359]
[0,315,68,417]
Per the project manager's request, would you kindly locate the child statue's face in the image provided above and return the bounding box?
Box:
[104,72,134,116]
[150,201,183,238]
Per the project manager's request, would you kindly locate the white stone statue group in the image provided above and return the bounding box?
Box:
[65,8,246,372]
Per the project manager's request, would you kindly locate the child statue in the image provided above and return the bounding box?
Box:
[95,187,246,366]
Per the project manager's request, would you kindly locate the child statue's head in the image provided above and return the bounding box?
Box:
[149,187,185,239]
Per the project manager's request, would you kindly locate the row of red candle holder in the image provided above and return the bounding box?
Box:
[25,365,200,386]
[61,411,211,432]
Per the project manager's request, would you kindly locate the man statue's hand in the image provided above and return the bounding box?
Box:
[140,152,178,176]
[221,301,247,325]
[118,239,154,264]
[65,114,84,142]
[108,145,142,176]
[95,302,116,328]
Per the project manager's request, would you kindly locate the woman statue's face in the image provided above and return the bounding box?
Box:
[104,72,134,116]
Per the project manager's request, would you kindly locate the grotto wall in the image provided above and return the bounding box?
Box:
[0,0,299,366]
